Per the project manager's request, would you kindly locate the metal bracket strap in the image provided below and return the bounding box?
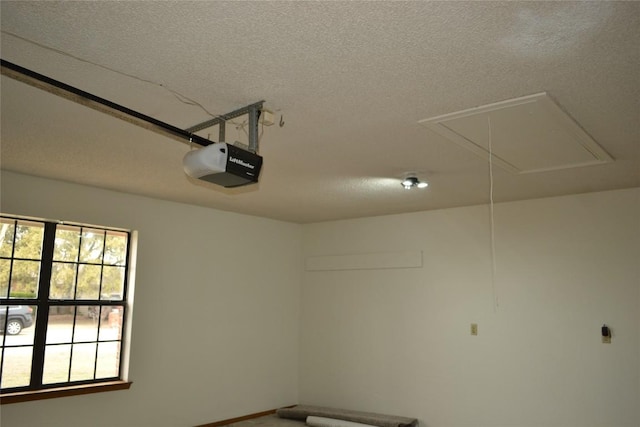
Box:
[186,100,264,153]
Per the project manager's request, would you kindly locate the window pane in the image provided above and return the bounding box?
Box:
[101,266,125,300]
[0,216,132,392]
[47,306,102,344]
[13,221,44,260]
[50,262,77,299]
[96,341,120,379]
[43,344,71,385]
[53,226,80,262]
[47,307,74,344]
[98,306,123,341]
[104,231,128,266]
[0,259,10,298]
[0,346,33,388]
[70,343,97,382]
[9,260,40,298]
[75,306,99,342]
[0,219,15,258]
[79,229,104,264]
[76,264,101,300]
[1,306,36,345]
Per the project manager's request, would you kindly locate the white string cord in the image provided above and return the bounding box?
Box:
[2,30,220,119]
[488,115,498,312]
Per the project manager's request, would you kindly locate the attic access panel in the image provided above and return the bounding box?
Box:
[419,93,613,174]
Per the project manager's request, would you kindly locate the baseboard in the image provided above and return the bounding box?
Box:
[195,405,296,427]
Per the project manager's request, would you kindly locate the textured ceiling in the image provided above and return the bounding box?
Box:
[1,1,639,223]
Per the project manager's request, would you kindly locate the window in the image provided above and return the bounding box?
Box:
[0,214,134,402]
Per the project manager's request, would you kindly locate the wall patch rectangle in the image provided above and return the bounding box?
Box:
[305,250,423,271]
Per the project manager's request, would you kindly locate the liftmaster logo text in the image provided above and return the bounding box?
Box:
[229,157,255,169]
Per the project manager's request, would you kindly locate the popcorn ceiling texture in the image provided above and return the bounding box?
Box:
[1,1,638,223]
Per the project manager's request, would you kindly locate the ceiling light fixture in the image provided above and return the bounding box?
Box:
[401,176,428,190]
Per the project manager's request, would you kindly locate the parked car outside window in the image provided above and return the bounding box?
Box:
[0,305,34,335]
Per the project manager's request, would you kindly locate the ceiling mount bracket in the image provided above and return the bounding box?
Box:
[186,101,264,153]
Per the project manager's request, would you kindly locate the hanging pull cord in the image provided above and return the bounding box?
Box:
[488,115,498,313]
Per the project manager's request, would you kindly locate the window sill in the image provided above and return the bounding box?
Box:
[0,381,132,405]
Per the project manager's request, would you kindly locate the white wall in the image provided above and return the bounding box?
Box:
[300,188,640,427]
[2,170,638,427]
[0,171,302,427]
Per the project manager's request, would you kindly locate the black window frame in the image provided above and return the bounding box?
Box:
[0,214,133,400]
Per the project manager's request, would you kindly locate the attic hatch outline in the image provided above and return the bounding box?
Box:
[418,92,614,174]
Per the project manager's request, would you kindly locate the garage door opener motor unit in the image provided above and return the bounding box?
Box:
[183,142,263,188]
[0,61,268,190]
[182,101,267,188]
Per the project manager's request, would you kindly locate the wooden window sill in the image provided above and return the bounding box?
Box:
[0,381,132,404]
